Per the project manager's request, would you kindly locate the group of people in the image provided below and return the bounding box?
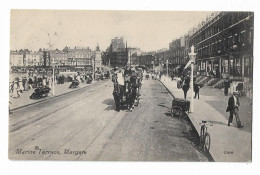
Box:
[177,75,202,100]
[176,74,244,128]
[9,76,53,98]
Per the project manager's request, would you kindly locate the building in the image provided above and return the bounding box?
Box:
[188,11,254,82]
[10,52,24,67]
[111,37,125,52]
[102,38,129,68]
[64,46,94,66]
[127,47,142,65]
[24,52,41,66]
[94,44,102,71]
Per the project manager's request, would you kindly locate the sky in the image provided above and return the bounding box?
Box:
[10,10,213,52]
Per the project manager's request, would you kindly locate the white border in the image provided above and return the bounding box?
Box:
[1,0,259,175]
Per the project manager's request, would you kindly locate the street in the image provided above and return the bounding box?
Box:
[9,79,210,161]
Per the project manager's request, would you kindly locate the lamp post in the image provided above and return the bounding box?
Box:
[51,60,56,96]
[92,58,95,81]
[188,45,197,113]
[166,59,169,77]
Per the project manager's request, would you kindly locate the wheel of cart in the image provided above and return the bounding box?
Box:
[171,106,183,117]
[170,98,190,118]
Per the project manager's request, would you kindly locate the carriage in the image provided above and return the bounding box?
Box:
[112,74,141,112]
[69,80,79,88]
[30,86,51,99]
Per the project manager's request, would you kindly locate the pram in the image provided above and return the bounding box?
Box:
[30,86,51,99]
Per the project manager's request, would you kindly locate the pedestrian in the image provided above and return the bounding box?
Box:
[12,81,20,98]
[22,77,26,90]
[182,75,190,99]
[19,80,23,93]
[224,78,230,96]
[24,78,29,91]
[28,77,33,89]
[226,91,244,128]
[194,82,201,99]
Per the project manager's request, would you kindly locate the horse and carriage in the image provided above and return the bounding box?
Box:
[112,69,142,112]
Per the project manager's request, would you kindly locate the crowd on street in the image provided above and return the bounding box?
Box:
[9,69,111,99]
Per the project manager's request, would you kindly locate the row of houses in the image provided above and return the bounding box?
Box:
[148,11,253,82]
[10,45,102,69]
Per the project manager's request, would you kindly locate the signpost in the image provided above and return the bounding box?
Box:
[188,45,197,113]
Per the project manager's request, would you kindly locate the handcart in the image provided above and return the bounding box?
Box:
[170,98,190,118]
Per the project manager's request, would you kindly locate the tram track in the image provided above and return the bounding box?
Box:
[9,80,109,133]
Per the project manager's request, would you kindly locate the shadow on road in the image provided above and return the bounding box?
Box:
[158,103,171,109]
[163,111,214,162]
[102,98,116,111]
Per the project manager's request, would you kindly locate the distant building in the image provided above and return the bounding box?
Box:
[10,53,24,67]
[24,52,41,66]
[94,44,102,71]
[64,46,94,66]
[111,37,125,52]
[102,38,129,68]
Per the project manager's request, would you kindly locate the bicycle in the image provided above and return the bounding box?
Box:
[199,120,212,152]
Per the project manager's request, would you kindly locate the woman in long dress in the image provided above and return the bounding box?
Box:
[12,81,20,98]
[24,79,29,91]
[19,80,23,93]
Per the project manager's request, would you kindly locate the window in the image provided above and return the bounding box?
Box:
[234,58,241,76]
[244,57,250,77]
[229,59,234,75]
[222,59,229,73]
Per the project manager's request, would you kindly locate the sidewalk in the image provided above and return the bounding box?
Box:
[9,81,98,110]
[160,75,252,162]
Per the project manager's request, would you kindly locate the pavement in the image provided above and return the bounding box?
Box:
[159,75,252,162]
[9,80,99,110]
[9,78,210,161]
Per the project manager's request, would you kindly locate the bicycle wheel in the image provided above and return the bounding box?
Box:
[204,133,211,152]
[200,125,205,148]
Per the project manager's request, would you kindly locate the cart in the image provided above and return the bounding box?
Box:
[170,98,190,117]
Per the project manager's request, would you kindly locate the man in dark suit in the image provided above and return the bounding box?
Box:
[194,82,202,99]
[224,78,230,96]
[182,75,190,99]
[227,91,244,128]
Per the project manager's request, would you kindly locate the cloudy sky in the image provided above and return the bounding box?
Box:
[10,10,212,52]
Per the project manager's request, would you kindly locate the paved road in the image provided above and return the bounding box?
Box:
[9,79,210,161]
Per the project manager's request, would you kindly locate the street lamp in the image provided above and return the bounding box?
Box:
[166,59,169,77]
[188,45,197,113]
[92,58,95,81]
[51,60,56,96]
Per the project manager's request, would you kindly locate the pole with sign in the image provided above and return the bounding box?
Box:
[188,45,197,113]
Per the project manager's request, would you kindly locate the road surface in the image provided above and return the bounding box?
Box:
[9,79,210,161]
